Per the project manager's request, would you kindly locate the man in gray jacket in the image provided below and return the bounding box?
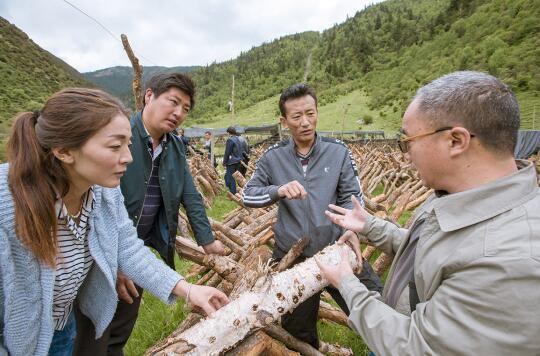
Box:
[319,71,540,355]
[242,83,382,348]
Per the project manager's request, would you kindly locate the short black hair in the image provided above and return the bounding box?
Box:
[204,131,211,135]
[226,126,237,135]
[279,83,317,116]
[144,73,196,109]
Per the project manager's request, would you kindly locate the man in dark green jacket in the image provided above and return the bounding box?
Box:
[75,73,225,356]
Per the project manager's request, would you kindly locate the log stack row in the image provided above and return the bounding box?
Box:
[152,141,517,355]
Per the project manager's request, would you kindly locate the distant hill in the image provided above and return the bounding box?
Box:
[187,0,539,127]
[84,65,199,108]
[81,0,539,129]
[0,16,92,144]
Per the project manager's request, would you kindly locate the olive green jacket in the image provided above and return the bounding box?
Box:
[120,112,214,268]
[339,160,540,355]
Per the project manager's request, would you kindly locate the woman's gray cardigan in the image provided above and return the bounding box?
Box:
[0,164,183,355]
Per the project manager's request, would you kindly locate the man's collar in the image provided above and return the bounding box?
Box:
[288,132,320,154]
[432,160,538,232]
[137,111,167,144]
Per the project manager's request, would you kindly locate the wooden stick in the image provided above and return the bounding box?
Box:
[264,324,324,356]
[214,231,244,256]
[275,236,310,272]
[120,34,143,111]
[209,218,250,246]
[319,341,354,356]
[318,301,349,328]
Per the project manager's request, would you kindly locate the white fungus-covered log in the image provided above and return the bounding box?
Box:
[153,243,359,356]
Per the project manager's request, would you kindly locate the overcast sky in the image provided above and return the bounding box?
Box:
[1,0,383,73]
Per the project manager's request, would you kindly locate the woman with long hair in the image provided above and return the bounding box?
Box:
[0,88,228,356]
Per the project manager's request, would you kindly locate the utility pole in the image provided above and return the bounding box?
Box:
[533,104,536,130]
[231,75,235,117]
[341,103,350,140]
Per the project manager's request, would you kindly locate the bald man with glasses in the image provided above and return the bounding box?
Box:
[317,71,540,355]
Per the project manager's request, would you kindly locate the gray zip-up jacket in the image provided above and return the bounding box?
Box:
[242,135,363,257]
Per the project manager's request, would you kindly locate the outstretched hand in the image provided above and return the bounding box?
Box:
[189,284,230,316]
[174,280,229,317]
[325,195,371,233]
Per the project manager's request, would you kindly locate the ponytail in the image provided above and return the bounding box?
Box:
[7,111,58,267]
[6,88,127,267]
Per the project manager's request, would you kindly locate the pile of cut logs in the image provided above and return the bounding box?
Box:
[187,147,224,207]
[149,171,358,355]
[150,142,507,355]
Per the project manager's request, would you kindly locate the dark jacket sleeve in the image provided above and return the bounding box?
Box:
[180,159,215,246]
[242,153,281,208]
[223,138,233,165]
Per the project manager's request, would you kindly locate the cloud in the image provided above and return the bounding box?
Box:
[1,0,383,72]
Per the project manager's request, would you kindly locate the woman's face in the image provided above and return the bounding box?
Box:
[62,114,133,189]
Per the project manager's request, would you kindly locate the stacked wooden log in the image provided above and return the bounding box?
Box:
[148,170,355,355]
[186,146,224,207]
[147,142,442,355]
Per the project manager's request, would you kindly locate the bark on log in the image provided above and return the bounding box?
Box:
[210,218,251,246]
[362,245,377,261]
[223,207,243,223]
[241,209,277,235]
[145,314,203,355]
[229,246,272,300]
[185,264,208,279]
[214,231,244,256]
[120,34,143,111]
[318,301,349,328]
[264,324,324,356]
[275,236,309,272]
[373,252,394,276]
[152,244,359,355]
[389,190,413,221]
[256,228,274,246]
[178,210,193,235]
[232,170,247,188]
[176,237,243,282]
[405,189,433,211]
[319,341,354,356]
[224,331,299,356]
[195,270,215,285]
[227,191,246,208]
[196,175,215,202]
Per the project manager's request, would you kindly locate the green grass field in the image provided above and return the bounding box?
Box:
[193,87,540,134]
[193,88,402,135]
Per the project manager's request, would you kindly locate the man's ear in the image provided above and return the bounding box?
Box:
[279,116,288,129]
[144,89,154,106]
[448,127,473,157]
[52,147,75,164]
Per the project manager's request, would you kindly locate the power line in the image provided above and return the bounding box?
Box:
[60,0,159,66]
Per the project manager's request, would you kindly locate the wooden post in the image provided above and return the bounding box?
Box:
[211,132,216,166]
[231,74,235,117]
[120,34,144,111]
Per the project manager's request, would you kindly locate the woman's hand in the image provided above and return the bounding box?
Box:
[325,195,371,233]
[174,280,229,316]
